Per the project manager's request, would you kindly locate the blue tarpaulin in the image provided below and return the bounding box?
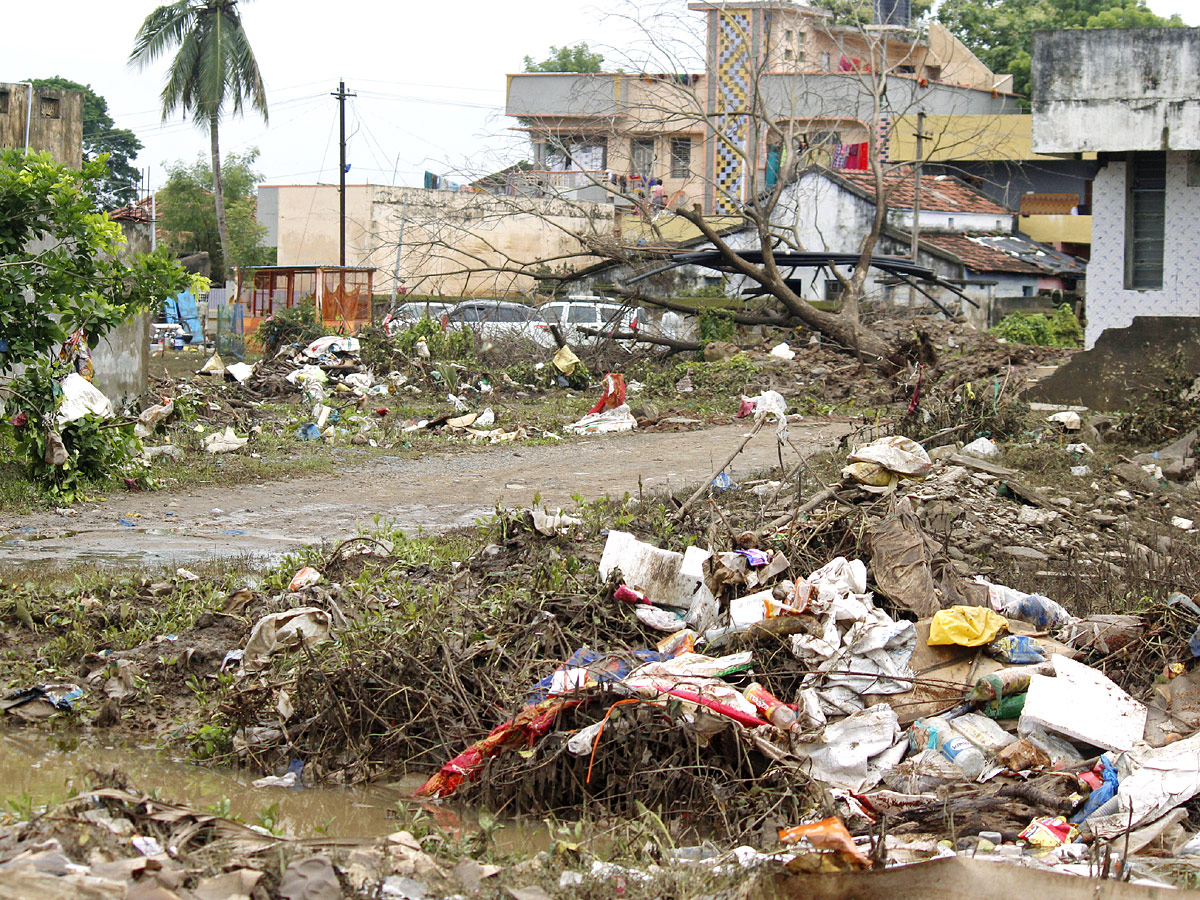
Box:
[165,290,203,341]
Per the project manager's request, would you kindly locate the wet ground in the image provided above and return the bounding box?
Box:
[0,420,851,568]
[0,731,550,851]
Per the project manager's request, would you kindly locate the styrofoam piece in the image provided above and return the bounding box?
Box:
[599,531,714,613]
[1019,654,1146,752]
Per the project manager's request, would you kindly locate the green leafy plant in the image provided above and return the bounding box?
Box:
[697,307,736,342]
[0,150,187,502]
[989,304,1082,347]
[254,300,330,356]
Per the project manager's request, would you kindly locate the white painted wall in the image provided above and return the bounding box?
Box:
[1085,151,1200,347]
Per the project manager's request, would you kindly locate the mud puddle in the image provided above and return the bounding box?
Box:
[0,421,852,569]
[0,731,548,851]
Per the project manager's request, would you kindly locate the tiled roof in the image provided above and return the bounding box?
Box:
[108,201,151,223]
[922,233,1087,276]
[836,167,1011,215]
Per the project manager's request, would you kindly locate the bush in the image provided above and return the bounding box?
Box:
[990,304,1083,347]
[254,301,331,356]
[5,367,146,503]
[697,307,736,342]
[358,318,476,373]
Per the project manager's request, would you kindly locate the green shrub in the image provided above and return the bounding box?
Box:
[990,304,1082,347]
[697,307,736,342]
[254,301,331,356]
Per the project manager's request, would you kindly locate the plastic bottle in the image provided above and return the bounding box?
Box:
[743,682,800,732]
[911,717,985,780]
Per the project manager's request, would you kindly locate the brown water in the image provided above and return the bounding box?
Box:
[0,731,548,852]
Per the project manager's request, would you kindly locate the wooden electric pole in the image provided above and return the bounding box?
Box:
[910,110,929,262]
[908,110,931,308]
[332,80,356,267]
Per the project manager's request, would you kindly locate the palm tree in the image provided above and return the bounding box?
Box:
[129,0,267,282]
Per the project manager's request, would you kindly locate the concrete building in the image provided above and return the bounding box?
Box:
[758,166,1084,325]
[505,1,1018,215]
[1032,28,1200,347]
[0,82,83,168]
[887,114,1096,258]
[257,183,618,297]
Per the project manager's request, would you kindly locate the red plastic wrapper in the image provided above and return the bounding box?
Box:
[587,373,627,414]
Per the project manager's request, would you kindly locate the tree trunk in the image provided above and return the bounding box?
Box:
[210,113,232,283]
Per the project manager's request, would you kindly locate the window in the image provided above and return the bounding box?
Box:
[39,96,60,119]
[670,137,691,178]
[539,137,606,171]
[785,28,794,42]
[825,279,844,302]
[925,65,942,81]
[1187,150,1200,188]
[632,138,655,179]
[807,130,841,147]
[784,47,794,61]
[568,305,599,324]
[1125,151,1165,290]
[0,91,8,115]
[822,52,832,70]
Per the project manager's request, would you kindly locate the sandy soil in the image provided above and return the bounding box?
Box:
[0,420,852,569]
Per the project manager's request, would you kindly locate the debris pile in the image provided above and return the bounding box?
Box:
[372,429,1200,881]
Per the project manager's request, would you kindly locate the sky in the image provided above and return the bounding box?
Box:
[3,0,1195,196]
[2,1,661,192]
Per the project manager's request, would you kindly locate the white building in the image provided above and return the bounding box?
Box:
[1032,27,1200,347]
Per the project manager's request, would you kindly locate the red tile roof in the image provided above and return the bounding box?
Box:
[836,167,1011,215]
[921,233,1044,274]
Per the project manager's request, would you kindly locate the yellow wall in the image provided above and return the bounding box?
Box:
[889,114,1098,162]
[1018,214,1093,245]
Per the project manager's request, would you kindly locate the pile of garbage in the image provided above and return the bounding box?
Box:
[387,432,1200,881]
[142,334,563,455]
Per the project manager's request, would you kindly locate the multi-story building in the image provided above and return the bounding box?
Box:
[505,1,1018,216]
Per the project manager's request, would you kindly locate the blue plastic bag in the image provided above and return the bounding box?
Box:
[987,634,1048,665]
[1071,755,1118,824]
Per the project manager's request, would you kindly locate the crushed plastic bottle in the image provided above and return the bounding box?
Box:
[911,716,985,780]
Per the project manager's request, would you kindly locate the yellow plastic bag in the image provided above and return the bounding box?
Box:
[928,605,1008,647]
[552,345,581,376]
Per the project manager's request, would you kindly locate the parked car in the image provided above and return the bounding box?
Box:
[541,296,642,348]
[383,300,456,333]
[443,299,556,348]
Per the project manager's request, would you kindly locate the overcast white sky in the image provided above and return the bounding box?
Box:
[3,0,1195,195]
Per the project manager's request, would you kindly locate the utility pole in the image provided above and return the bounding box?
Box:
[910,110,928,262]
[908,111,930,309]
[389,201,409,309]
[331,80,356,267]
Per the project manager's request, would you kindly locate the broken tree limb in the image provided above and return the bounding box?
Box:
[754,476,857,539]
[578,326,702,355]
[674,420,765,519]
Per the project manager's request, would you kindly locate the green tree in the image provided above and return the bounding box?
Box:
[936,0,1184,100]
[158,149,273,277]
[523,43,605,73]
[0,150,189,499]
[129,0,268,285]
[29,77,143,210]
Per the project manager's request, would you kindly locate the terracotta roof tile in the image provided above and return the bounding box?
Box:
[921,233,1084,275]
[836,167,1012,215]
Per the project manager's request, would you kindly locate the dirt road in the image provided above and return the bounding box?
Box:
[0,420,851,568]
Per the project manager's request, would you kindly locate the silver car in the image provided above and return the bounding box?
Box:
[444,299,556,349]
[541,297,642,348]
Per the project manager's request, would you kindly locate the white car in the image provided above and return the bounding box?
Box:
[541,297,642,348]
[443,299,556,349]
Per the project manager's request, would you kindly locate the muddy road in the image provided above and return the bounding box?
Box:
[0,419,851,568]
